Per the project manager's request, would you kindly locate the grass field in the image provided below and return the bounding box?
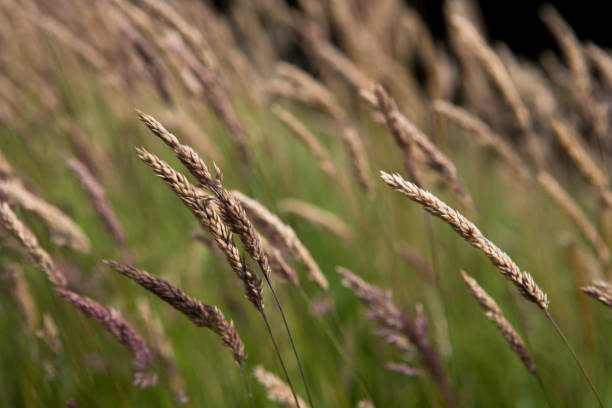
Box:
[2,1,612,407]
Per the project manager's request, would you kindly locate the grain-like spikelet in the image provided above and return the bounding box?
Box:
[367,87,474,210]
[386,362,422,377]
[537,171,610,265]
[105,261,246,365]
[550,119,612,206]
[432,100,529,180]
[272,63,373,194]
[338,267,455,407]
[254,365,306,408]
[581,284,612,308]
[55,288,157,387]
[539,5,591,96]
[381,172,549,309]
[259,233,300,286]
[271,105,338,181]
[0,180,90,252]
[137,111,271,285]
[450,15,531,130]
[461,270,536,374]
[67,158,130,254]
[231,190,328,291]
[369,84,421,186]
[0,202,67,287]
[278,198,352,242]
[136,148,264,310]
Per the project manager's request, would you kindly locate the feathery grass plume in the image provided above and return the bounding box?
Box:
[254,365,306,408]
[0,180,90,252]
[0,202,67,287]
[135,148,264,311]
[581,283,612,308]
[395,243,435,283]
[539,5,591,96]
[537,172,610,266]
[55,288,157,387]
[461,270,537,374]
[278,198,353,242]
[260,233,300,286]
[232,190,328,291]
[137,300,188,404]
[67,158,131,258]
[272,63,373,194]
[356,400,375,408]
[368,84,421,186]
[338,267,455,407]
[450,15,531,130]
[550,119,612,206]
[105,261,246,365]
[432,100,529,180]
[367,87,474,210]
[271,105,338,181]
[380,172,549,309]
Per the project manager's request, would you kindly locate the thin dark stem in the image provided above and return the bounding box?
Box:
[545,311,603,407]
[534,372,554,408]
[260,309,302,408]
[296,287,373,402]
[264,276,314,407]
[238,363,255,408]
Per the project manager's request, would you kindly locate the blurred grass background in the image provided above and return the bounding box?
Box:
[2,0,612,407]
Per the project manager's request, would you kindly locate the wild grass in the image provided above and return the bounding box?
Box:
[1,1,612,407]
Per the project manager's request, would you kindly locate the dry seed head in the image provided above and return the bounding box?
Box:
[67,158,128,249]
[106,261,245,364]
[254,365,307,408]
[450,15,531,130]
[0,202,67,287]
[232,190,328,291]
[582,285,612,308]
[271,105,338,181]
[537,171,610,265]
[386,362,422,377]
[461,270,536,374]
[278,198,353,242]
[136,148,264,310]
[539,5,591,95]
[381,171,549,309]
[432,100,529,180]
[550,119,612,206]
[0,180,90,252]
[137,111,272,284]
[55,288,156,387]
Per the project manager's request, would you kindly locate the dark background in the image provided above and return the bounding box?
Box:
[411,0,610,58]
